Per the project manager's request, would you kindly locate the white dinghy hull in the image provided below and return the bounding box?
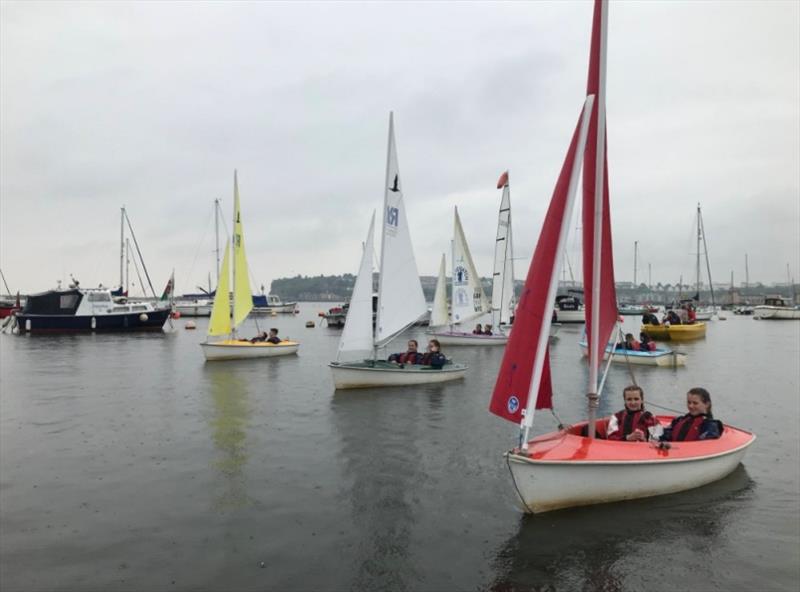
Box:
[201,340,299,361]
[507,435,754,513]
[578,343,686,367]
[430,331,508,346]
[329,361,467,389]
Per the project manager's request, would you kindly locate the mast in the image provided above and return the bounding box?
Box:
[214,198,221,288]
[231,172,237,339]
[586,0,609,438]
[633,241,638,286]
[119,205,125,289]
[125,238,130,294]
[696,203,702,298]
[648,262,652,291]
[698,204,716,310]
[375,112,394,357]
[745,253,750,297]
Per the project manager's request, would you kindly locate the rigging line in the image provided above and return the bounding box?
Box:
[185,204,216,293]
[124,211,156,298]
[0,269,12,295]
[129,244,147,298]
[505,453,534,514]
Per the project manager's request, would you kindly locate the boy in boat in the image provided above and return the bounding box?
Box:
[472,324,484,335]
[483,324,494,336]
[661,387,723,442]
[639,332,657,351]
[420,339,447,369]
[249,331,268,343]
[615,333,640,351]
[388,340,422,365]
[607,385,663,442]
[266,328,281,344]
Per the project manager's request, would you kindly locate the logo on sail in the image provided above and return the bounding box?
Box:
[507,396,520,414]
[454,265,468,286]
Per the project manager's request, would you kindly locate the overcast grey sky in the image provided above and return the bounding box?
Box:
[2,0,798,295]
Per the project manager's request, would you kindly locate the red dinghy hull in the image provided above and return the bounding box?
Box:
[506,416,755,513]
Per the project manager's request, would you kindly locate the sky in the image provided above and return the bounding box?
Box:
[1,0,798,296]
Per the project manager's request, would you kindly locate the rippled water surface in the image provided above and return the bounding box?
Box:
[1,306,798,591]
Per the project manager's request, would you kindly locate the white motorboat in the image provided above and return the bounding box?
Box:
[753,296,800,320]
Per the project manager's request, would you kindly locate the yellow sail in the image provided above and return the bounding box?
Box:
[232,170,253,328]
[208,241,232,336]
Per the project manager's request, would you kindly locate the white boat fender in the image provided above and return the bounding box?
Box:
[91,317,96,330]
[139,313,148,322]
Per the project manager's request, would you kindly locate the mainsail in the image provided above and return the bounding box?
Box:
[582,0,618,388]
[232,171,254,328]
[375,112,428,345]
[491,172,515,328]
[451,207,488,325]
[429,253,449,328]
[337,213,376,358]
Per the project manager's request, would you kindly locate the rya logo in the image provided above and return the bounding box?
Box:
[386,206,399,227]
[507,395,520,414]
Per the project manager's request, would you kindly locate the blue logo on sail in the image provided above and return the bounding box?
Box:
[386,206,399,227]
[507,395,520,414]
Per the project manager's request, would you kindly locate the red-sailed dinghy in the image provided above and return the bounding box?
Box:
[488,0,755,513]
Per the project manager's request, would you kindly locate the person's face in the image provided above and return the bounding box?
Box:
[428,341,438,352]
[686,393,709,415]
[623,390,643,412]
[407,341,417,352]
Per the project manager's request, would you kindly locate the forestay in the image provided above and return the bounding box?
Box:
[451,207,488,325]
[337,213,376,358]
[375,112,428,345]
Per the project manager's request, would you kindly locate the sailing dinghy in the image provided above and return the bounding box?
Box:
[431,174,515,346]
[329,114,468,389]
[200,172,299,361]
[489,0,754,513]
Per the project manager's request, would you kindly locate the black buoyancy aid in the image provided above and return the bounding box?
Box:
[613,409,654,439]
[669,414,709,441]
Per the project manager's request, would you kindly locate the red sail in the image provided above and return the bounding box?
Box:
[489,110,585,422]
[582,0,618,372]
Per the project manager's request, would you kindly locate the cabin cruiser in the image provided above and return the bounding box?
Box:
[251,294,298,314]
[753,296,800,320]
[553,293,585,323]
[15,285,170,333]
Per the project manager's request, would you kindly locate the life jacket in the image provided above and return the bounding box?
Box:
[607,409,657,441]
[420,352,446,368]
[397,351,421,364]
[667,414,709,441]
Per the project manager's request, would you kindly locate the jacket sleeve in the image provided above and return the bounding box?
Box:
[660,416,681,442]
[699,419,722,440]
[429,353,446,369]
[606,414,622,440]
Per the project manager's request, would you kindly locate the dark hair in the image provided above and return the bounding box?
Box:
[623,384,644,398]
[269,328,278,333]
[687,387,712,414]
[408,339,418,348]
[429,339,440,349]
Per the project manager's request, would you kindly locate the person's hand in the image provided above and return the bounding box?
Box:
[626,429,645,442]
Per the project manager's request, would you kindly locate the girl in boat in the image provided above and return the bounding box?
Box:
[607,385,662,442]
[661,387,723,442]
[388,340,422,365]
[420,339,447,369]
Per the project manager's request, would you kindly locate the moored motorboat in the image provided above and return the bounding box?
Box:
[753,296,800,320]
[251,293,298,314]
[174,298,213,317]
[641,322,706,341]
[553,293,585,323]
[506,418,755,513]
[15,286,170,334]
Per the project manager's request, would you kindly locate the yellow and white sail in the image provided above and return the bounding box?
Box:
[208,241,232,336]
[232,170,253,328]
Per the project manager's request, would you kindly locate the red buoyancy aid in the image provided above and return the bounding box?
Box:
[397,351,421,364]
[667,414,707,441]
[607,409,658,441]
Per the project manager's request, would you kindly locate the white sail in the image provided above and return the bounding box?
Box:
[375,112,428,344]
[451,206,488,325]
[491,180,515,327]
[337,212,376,358]
[430,253,449,328]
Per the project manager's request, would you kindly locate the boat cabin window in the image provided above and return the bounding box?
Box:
[130,305,147,312]
[87,292,111,302]
[60,294,80,309]
[764,297,786,307]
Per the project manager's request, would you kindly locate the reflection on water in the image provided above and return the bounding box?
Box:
[490,466,755,591]
[331,389,428,591]
[205,363,252,511]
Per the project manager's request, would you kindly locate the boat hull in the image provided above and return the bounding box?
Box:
[15,310,170,333]
[201,339,300,360]
[753,306,800,320]
[507,419,755,513]
[329,360,468,389]
[578,343,686,367]
[429,331,508,346]
[553,309,585,323]
[174,303,212,317]
[641,322,706,341]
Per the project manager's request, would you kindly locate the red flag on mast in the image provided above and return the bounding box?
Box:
[496,170,509,189]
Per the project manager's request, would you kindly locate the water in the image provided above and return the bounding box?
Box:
[1,306,798,591]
